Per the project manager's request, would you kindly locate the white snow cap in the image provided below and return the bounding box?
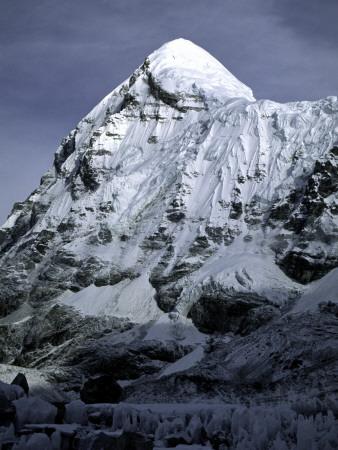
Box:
[147,38,255,102]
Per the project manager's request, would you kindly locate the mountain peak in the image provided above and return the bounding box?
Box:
[145,39,255,102]
[1,32,338,419]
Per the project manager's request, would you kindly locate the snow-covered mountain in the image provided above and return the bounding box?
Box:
[0,39,337,406]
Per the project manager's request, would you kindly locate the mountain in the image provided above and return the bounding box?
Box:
[0,39,337,409]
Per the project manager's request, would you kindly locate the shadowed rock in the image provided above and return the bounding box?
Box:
[80,375,122,404]
[0,393,16,425]
[78,430,153,450]
[11,373,29,396]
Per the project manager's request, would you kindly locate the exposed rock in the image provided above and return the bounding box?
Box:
[11,373,29,396]
[80,376,122,404]
[238,305,280,335]
[53,401,66,424]
[189,292,266,333]
[167,211,186,222]
[72,339,191,384]
[269,151,338,283]
[54,132,76,173]
[123,310,338,405]
[230,201,243,219]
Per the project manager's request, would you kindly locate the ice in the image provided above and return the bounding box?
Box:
[112,403,139,432]
[25,424,79,436]
[59,273,162,323]
[12,435,28,450]
[297,416,316,450]
[0,379,24,401]
[186,414,204,443]
[271,433,288,450]
[0,424,15,448]
[148,39,255,102]
[154,419,174,441]
[2,398,336,448]
[292,267,338,314]
[50,430,62,450]
[65,400,87,425]
[25,433,52,450]
[13,396,57,430]
[144,313,206,346]
[174,446,209,450]
[159,345,204,378]
[113,402,337,448]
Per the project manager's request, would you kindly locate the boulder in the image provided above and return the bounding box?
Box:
[80,375,122,404]
[11,372,29,396]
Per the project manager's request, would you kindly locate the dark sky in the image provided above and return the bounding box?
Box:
[1,0,337,225]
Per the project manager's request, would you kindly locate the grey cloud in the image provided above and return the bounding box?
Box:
[271,0,338,48]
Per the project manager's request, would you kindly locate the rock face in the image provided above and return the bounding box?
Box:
[0,39,337,403]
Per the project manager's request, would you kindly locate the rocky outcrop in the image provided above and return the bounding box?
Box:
[266,146,338,283]
[188,292,268,334]
[11,373,29,396]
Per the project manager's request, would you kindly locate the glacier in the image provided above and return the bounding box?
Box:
[0,38,337,448]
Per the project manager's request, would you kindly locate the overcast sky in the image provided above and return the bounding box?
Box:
[1,0,337,224]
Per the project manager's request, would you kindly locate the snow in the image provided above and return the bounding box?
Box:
[175,252,304,317]
[292,267,338,314]
[159,345,205,378]
[144,312,206,346]
[148,39,255,102]
[59,273,162,323]
[0,364,65,402]
[0,302,33,326]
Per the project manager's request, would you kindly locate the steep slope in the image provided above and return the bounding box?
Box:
[0,39,337,402]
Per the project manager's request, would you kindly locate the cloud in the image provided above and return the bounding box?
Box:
[272,0,338,49]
